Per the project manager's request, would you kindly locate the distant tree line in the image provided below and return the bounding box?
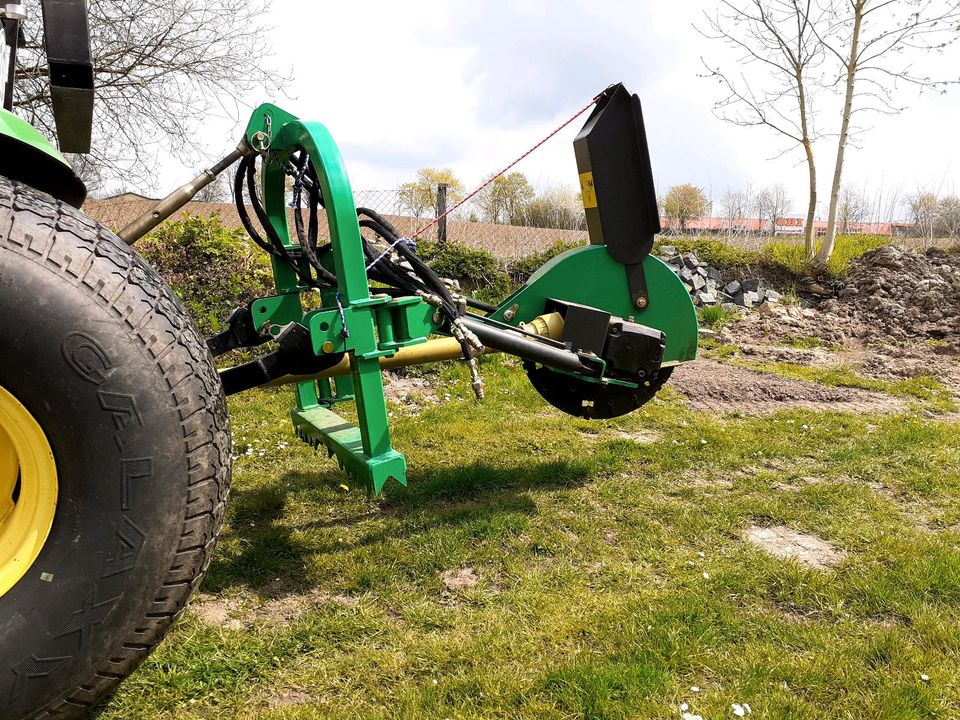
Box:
[396,169,960,242]
[397,168,585,231]
[908,194,960,241]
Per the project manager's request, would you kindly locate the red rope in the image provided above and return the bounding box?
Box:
[411,90,605,240]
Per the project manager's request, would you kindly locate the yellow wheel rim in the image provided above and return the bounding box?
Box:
[0,385,57,598]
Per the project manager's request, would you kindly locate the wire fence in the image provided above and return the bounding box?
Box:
[85,189,591,262]
[83,188,958,265]
[352,189,589,261]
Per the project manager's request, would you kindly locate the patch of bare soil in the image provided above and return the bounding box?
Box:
[441,567,478,592]
[382,371,438,405]
[190,586,360,630]
[265,688,313,709]
[826,246,960,344]
[723,302,960,393]
[745,524,845,570]
[670,359,907,415]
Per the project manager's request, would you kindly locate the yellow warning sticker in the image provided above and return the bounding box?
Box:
[579,172,597,209]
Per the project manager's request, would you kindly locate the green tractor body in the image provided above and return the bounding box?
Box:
[0,107,85,206]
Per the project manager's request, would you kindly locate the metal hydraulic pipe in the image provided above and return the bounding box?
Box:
[266,312,568,388]
[118,140,255,244]
[460,316,590,375]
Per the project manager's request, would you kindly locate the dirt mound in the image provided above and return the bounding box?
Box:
[820,246,960,344]
[670,360,906,415]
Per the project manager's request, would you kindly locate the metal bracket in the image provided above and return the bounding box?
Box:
[206,306,271,358]
[626,260,649,310]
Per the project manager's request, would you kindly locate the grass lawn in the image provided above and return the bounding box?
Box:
[96,357,960,719]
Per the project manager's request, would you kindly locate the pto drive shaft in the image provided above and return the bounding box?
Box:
[265,312,568,388]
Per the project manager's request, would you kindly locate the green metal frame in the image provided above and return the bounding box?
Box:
[489,246,699,365]
[241,103,698,494]
[0,108,87,206]
[243,104,446,493]
[0,109,71,166]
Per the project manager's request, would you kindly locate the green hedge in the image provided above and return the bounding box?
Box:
[507,239,587,282]
[654,234,892,279]
[415,240,511,303]
[138,214,274,335]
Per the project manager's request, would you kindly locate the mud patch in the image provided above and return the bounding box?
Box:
[670,360,906,415]
[745,525,845,569]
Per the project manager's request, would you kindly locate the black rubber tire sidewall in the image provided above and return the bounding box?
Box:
[0,180,231,718]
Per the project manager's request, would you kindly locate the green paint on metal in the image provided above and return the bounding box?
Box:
[239,103,695,494]
[489,246,699,364]
[293,406,407,493]
[0,109,86,206]
[0,109,70,166]
[245,103,408,493]
[251,293,304,333]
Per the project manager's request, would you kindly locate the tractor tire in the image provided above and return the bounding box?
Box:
[0,178,231,718]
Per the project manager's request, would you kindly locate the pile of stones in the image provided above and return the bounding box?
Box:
[656,246,781,311]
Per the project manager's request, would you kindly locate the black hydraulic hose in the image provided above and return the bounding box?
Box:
[358,223,429,295]
[371,286,494,313]
[235,157,279,258]
[357,211,456,310]
[291,151,310,249]
[306,179,339,286]
[245,159,294,264]
[355,205,473,360]
[466,298,497,313]
[238,158,495,319]
[354,210,458,315]
[235,156,326,289]
[461,316,593,375]
[355,206,398,235]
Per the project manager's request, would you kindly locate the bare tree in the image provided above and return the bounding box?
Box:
[908,191,940,244]
[814,0,960,266]
[193,172,233,204]
[700,0,827,258]
[938,196,960,239]
[14,0,287,192]
[755,183,792,233]
[518,185,586,230]
[719,186,752,235]
[837,184,870,233]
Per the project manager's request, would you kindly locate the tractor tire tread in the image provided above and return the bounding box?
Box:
[0,178,230,719]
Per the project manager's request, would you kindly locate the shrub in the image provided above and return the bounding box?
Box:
[653,237,761,269]
[698,304,738,329]
[138,213,274,334]
[763,234,888,277]
[416,240,511,303]
[655,234,890,281]
[508,239,587,283]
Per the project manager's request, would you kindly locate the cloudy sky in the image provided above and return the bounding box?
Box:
[164,0,959,219]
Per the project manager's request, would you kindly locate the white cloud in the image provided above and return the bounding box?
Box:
[153,0,959,219]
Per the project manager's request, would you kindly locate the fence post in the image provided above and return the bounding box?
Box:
[436,183,448,245]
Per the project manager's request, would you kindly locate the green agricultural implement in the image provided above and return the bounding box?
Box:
[0,3,696,717]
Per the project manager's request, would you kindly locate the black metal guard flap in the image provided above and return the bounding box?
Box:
[573,83,660,266]
[40,0,93,154]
